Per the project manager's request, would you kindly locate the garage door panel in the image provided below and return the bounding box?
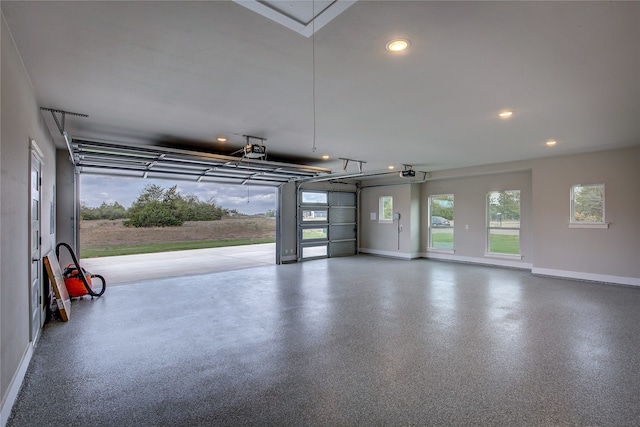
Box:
[330,241,356,257]
[298,189,357,260]
[330,224,355,240]
[329,191,356,206]
[330,207,356,223]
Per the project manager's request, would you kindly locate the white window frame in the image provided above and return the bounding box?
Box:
[569,183,608,229]
[486,190,522,258]
[428,194,454,253]
[379,196,393,223]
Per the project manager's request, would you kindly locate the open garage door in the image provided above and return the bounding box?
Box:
[67,138,333,271]
[70,138,331,185]
[298,189,357,260]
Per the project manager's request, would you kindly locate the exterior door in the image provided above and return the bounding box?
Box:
[30,149,44,342]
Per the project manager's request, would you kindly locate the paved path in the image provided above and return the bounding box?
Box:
[80,243,275,286]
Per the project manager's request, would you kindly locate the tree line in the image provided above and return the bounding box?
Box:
[80,184,239,227]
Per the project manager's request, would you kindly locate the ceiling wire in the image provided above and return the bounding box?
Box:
[311,0,317,153]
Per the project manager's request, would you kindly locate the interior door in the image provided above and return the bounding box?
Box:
[30,150,43,342]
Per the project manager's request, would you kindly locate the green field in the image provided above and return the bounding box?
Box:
[488,234,520,254]
[81,238,275,258]
[431,233,519,254]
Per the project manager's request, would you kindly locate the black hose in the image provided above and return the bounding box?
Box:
[55,242,106,297]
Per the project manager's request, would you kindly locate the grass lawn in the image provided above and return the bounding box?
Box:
[489,234,520,254]
[81,237,275,258]
[431,232,519,254]
[430,232,453,250]
[302,229,327,239]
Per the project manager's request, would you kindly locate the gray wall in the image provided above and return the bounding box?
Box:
[422,170,533,267]
[358,149,639,285]
[531,147,640,283]
[1,13,57,424]
[359,182,421,258]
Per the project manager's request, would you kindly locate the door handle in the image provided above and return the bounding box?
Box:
[32,258,39,262]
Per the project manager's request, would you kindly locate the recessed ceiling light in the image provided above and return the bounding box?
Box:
[217,137,227,142]
[321,155,330,160]
[388,165,395,170]
[546,140,557,147]
[386,39,410,52]
[499,111,514,119]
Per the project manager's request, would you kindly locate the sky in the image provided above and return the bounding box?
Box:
[80,175,277,215]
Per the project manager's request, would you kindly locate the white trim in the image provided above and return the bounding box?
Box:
[484,252,523,260]
[359,248,420,260]
[568,223,609,229]
[30,138,44,160]
[532,267,640,287]
[570,183,605,225]
[1,344,34,427]
[427,248,455,254]
[233,0,357,38]
[422,251,532,270]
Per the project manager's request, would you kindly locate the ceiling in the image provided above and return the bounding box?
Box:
[2,1,639,178]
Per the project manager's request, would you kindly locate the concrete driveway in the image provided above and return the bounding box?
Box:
[80,243,275,286]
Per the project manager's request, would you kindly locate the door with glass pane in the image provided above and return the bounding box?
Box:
[30,151,44,342]
[298,190,357,260]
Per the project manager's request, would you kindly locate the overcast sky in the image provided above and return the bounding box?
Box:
[80,175,277,215]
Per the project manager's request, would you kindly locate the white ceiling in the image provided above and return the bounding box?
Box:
[2,1,639,176]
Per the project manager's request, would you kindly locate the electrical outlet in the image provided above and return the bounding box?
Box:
[465,224,469,229]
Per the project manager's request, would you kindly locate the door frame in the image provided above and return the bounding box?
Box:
[29,139,45,342]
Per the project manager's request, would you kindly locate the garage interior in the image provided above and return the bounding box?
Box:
[1,1,639,426]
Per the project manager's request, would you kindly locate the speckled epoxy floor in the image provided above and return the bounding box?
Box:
[7,256,640,426]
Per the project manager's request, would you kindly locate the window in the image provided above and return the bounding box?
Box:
[301,191,328,204]
[429,194,454,250]
[302,227,328,240]
[302,209,328,222]
[379,196,393,223]
[571,184,604,224]
[487,190,520,255]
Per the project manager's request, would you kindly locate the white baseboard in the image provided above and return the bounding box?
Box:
[1,344,33,427]
[532,267,640,287]
[359,248,421,260]
[421,251,533,270]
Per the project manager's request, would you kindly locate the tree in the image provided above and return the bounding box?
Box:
[124,184,228,227]
[489,191,520,222]
[382,196,393,220]
[125,184,184,227]
[431,195,453,220]
[573,185,603,222]
[80,201,127,220]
